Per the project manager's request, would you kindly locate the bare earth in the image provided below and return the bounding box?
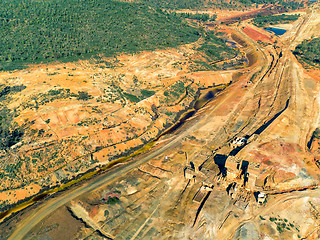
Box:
[1,3,320,240]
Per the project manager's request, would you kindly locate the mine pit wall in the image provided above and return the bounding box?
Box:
[231,32,260,68]
[226,97,291,159]
[241,52,291,138]
[219,51,294,191]
[286,57,316,149]
[231,33,248,48]
[246,51,259,68]
[226,59,318,193]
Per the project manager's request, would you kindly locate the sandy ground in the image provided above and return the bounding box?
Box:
[2,4,320,240]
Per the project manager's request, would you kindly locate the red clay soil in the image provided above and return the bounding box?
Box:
[305,68,320,81]
[243,27,274,43]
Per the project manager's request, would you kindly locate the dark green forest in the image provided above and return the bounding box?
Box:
[252,13,300,27]
[293,37,320,66]
[0,0,201,71]
[136,0,303,10]
[0,84,26,150]
[176,12,217,22]
[0,0,304,71]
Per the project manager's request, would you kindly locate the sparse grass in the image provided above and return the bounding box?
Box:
[269,216,298,234]
[0,107,24,150]
[77,118,101,127]
[141,90,155,99]
[123,92,140,103]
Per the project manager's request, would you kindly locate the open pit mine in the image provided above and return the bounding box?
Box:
[1,1,320,240]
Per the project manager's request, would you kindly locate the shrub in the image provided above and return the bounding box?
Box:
[77,91,92,101]
[106,196,120,204]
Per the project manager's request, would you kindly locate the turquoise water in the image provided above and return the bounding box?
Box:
[264,27,287,36]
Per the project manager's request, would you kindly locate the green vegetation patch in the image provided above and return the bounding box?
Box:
[106,196,120,204]
[0,107,24,150]
[293,37,320,67]
[141,89,156,99]
[123,89,156,103]
[123,92,140,103]
[0,0,200,71]
[77,118,101,127]
[177,12,216,22]
[164,81,185,99]
[197,31,238,62]
[0,84,26,101]
[2,160,23,179]
[36,88,75,105]
[252,14,300,27]
[161,80,191,104]
[77,91,93,101]
[21,88,79,110]
[133,0,303,10]
[20,89,97,110]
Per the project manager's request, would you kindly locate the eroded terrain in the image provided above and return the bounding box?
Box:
[0,38,238,207]
[1,2,320,240]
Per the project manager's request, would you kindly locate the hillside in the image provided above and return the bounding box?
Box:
[293,37,320,67]
[252,13,300,27]
[134,0,303,10]
[0,0,200,71]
